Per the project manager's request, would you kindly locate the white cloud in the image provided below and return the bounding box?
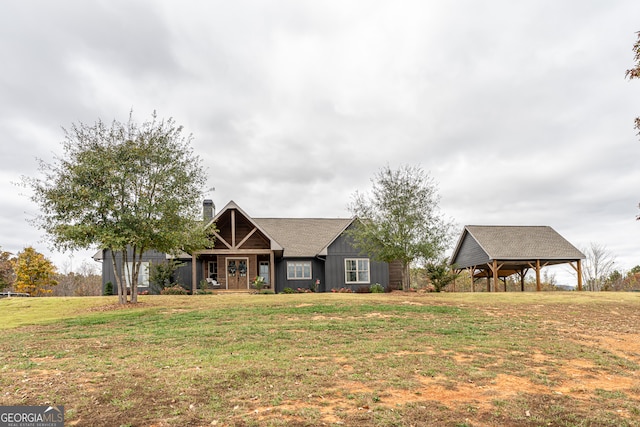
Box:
[1,0,640,275]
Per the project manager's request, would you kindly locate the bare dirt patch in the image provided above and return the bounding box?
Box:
[239,296,640,426]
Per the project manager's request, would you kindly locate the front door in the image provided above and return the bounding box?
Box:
[226,258,248,290]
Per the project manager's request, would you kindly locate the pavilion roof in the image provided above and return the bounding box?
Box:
[450,225,585,270]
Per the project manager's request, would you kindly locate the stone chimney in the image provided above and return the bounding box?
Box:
[203,199,215,221]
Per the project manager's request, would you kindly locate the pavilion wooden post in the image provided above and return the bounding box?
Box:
[569,260,584,291]
[517,269,528,292]
[485,259,501,292]
[535,259,541,291]
[469,267,475,292]
[577,259,583,291]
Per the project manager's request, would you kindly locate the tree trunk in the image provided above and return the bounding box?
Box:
[130,248,141,304]
[111,249,126,305]
[130,247,142,304]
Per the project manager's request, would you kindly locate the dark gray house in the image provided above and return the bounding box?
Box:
[96,200,402,294]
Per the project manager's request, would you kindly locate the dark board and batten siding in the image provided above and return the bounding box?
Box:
[174,260,195,290]
[452,232,490,269]
[325,231,389,291]
[101,249,187,294]
[273,258,325,293]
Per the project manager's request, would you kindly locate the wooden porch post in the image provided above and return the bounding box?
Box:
[270,250,275,292]
[492,259,499,293]
[535,259,541,291]
[191,252,197,295]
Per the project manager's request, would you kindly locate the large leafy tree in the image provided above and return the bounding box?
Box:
[348,164,454,290]
[26,111,212,304]
[0,248,15,292]
[11,247,58,296]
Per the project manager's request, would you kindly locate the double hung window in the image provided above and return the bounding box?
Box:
[287,261,311,280]
[345,258,369,284]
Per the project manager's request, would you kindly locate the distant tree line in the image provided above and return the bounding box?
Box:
[0,246,100,296]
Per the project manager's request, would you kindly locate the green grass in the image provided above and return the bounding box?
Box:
[0,293,639,426]
[0,296,109,329]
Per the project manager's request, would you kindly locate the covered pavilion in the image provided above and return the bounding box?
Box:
[449,225,586,291]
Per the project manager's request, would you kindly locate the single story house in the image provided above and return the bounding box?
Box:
[95,200,402,294]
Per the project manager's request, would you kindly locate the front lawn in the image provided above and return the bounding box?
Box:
[1,292,639,426]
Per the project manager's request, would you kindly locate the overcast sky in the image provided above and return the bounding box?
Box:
[2,1,639,282]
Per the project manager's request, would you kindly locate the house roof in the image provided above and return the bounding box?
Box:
[254,218,354,257]
[450,225,585,270]
[210,200,284,251]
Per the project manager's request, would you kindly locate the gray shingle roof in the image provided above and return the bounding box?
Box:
[467,225,584,260]
[451,225,585,269]
[254,218,353,257]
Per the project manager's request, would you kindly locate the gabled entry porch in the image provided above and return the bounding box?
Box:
[190,201,282,293]
[193,252,274,291]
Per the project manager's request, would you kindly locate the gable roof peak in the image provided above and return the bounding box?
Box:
[209,200,284,251]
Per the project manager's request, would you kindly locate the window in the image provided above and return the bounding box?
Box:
[345,258,370,284]
[208,261,218,281]
[124,261,150,287]
[287,261,312,280]
[259,261,270,284]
